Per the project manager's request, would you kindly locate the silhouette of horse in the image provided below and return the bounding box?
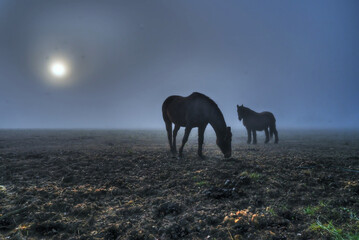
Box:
[162,92,232,158]
[237,104,278,144]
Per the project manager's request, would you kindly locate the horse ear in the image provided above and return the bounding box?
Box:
[241,104,243,107]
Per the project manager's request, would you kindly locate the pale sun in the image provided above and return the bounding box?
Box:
[50,62,67,77]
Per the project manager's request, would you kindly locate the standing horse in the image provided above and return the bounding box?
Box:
[162,92,232,158]
[237,104,279,144]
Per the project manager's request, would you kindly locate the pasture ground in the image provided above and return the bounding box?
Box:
[0,129,359,239]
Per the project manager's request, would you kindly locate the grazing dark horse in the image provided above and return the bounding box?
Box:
[237,104,279,144]
[162,92,232,158]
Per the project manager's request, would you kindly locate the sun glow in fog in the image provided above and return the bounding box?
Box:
[43,58,75,87]
[50,61,67,78]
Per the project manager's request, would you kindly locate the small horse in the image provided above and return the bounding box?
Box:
[162,92,232,158]
[237,104,279,144]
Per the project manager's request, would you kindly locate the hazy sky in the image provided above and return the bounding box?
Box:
[1,0,358,129]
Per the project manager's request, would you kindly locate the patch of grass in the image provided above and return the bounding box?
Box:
[307,204,359,240]
[304,201,329,216]
[341,207,359,221]
[249,173,261,180]
[240,171,261,181]
[319,201,328,208]
[310,220,359,240]
[310,220,342,238]
[266,207,277,216]
[195,181,209,186]
[268,209,276,216]
[304,206,320,216]
[192,174,209,187]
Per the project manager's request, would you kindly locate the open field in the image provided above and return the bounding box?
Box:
[0,129,359,239]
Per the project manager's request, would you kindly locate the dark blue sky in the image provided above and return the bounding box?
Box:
[0,0,358,129]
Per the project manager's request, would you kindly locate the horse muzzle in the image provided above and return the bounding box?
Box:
[224,152,231,158]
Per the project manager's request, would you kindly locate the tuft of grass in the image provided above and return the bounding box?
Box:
[304,206,320,216]
[341,207,359,221]
[319,201,328,208]
[310,220,359,240]
[310,220,343,238]
[307,205,359,240]
[249,173,261,180]
[268,208,277,216]
[240,171,261,181]
[192,174,209,187]
[195,181,209,186]
[304,201,328,216]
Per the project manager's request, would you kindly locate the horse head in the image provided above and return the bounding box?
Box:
[217,126,232,158]
[237,104,245,121]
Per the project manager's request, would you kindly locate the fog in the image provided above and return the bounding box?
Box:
[1,0,358,129]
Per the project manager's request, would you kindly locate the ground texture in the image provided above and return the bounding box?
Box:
[0,129,359,240]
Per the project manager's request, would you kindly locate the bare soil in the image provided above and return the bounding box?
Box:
[0,129,358,240]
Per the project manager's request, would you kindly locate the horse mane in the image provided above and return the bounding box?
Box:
[190,92,224,117]
[240,105,257,116]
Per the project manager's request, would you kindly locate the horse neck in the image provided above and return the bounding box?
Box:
[243,108,256,119]
[209,110,227,139]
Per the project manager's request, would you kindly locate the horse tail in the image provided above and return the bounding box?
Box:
[162,96,177,124]
[269,113,276,138]
[162,97,171,123]
[269,124,274,138]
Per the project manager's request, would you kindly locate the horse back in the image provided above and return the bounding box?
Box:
[162,93,214,127]
[243,111,275,130]
[261,111,276,122]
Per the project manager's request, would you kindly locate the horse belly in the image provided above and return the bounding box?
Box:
[170,115,206,127]
[253,121,268,131]
[246,119,268,131]
[168,113,187,126]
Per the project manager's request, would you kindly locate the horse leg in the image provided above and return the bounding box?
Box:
[179,127,192,158]
[197,124,207,159]
[274,128,279,144]
[264,128,269,144]
[252,130,257,144]
[172,124,180,154]
[269,120,279,144]
[165,122,173,153]
[246,128,252,144]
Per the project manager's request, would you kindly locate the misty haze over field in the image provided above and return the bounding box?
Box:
[0,0,358,129]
